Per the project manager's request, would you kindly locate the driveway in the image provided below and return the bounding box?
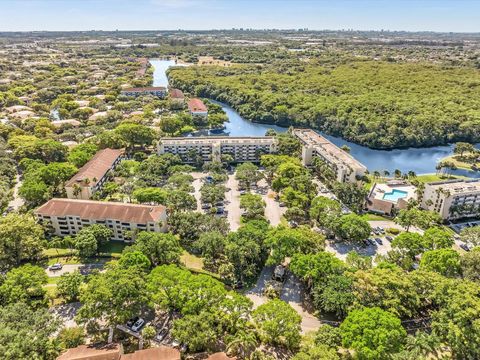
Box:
[7,174,24,210]
[191,172,204,212]
[257,178,285,226]
[225,173,241,231]
[246,266,321,334]
[46,262,106,277]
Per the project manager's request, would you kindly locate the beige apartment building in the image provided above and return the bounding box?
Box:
[292,129,367,183]
[35,198,167,242]
[157,136,277,163]
[422,179,480,220]
[65,148,124,200]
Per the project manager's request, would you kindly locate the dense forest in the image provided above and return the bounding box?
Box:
[169,60,480,149]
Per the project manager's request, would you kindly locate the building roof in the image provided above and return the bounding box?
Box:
[160,136,275,146]
[187,98,208,113]
[120,347,180,360]
[57,343,121,360]
[36,198,166,224]
[66,148,124,188]
[122,87,166,92]
[52,119,81,128]
[292,129,366,171]
[425,179,480,195]
[169,89,184,99]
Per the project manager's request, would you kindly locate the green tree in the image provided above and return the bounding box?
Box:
[56,271,84,302]
[67,143,98,168]
[340,307,407,360]
[391,232,425,258]
[460,247,480,282]
[235,162,262,190]
[74,230,97,258]
[114,123,155,149]
[0,264,48,308]
[0,303,60,360]
[310,196,342,228]
[252,299,302,350]
[395,208,441,232]
[335,214,371,242]
[117,250,151,272]
[460,225,480,246]
[419,249,461,277]
[453,142,475,158]
[332,182,368,213]
[422,227,454,250]
[57,327,85,350]
[226,329,259,359]
[265,226,325,265]
[171,311,218,352]
[0,213,45,270]
[77,267,149,326]
[132,232,182,266]
[240,193,266,220]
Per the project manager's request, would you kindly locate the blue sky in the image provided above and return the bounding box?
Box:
[1,0,479,32]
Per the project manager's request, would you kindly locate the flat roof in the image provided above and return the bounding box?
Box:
[425,179,480,194]
[36,198,165,224]
[65,148,124,188]
[160,136,275,145]
[293,129,366,171]
[122,87,166,92]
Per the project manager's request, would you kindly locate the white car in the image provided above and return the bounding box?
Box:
[48,263,63,271]
[131,318,145,332]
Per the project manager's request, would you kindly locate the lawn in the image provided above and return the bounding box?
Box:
[414,173,467,184]
[180,250,204,272]
[361,213,390,221]
[439,154,478,171]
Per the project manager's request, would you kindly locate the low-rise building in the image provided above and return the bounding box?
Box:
[292,129,367,183]
[35,198,167,241]
[65,148,124,200]
[169,88,185,105]
[187,98,208,117]
[158,136,276,163]
[366,181,417,215]
[52,119,81,128]
[56,344,180,360]
[422,179,480,220]
[121,87,167,98]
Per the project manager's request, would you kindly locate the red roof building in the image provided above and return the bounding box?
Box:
[187,98,208,116]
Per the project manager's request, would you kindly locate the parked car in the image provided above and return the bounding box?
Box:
[288,220,298,228]
[375,238,383,245]
[154,328,168,342]
[239,190,247,195]
[279,202,286,207]
[131,318,145,332]
[126,316,139,328]
[201,203,211,210]
[460,243,470,251]
[48,263,63,271]
[272,265,286,282]
[385,236,393,241]
[367,238,376,245]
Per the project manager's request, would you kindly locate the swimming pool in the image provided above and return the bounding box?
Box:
[382,189,408,202]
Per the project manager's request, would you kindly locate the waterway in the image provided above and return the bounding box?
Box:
[150,59,479,177]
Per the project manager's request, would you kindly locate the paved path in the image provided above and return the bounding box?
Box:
[7,173,24,210]
[225,173,241,231]
[191,172,204,211]
[246,266,321,334]
[46,262,106,277]
[50,302,81,328]
[257,179,285,226]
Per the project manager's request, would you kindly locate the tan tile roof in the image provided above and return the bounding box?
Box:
[207,353,237,360]
[121,347,180,360]
[57,343,121,360]
[66,148,124,188]
[36,199,166,224]
[188,98,207,113]
[169,89,184,99]
[52,119,81,128]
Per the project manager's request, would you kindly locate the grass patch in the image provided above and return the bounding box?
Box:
[181,250,204,272]
[361,213,390,221]
[414,174,467,184]
[98,241,127,256]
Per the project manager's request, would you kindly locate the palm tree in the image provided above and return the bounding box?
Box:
[394,169,402,178]
[373,170,380,179]
[405,332,440,358]
[407,170,416,178]
[48,236,64,256]
[72,183,81,199]
[226,330,258,359]
[383,170,390,179]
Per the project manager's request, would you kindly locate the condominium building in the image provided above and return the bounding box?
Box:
[35,198,167,242]
[65,148,124,200]
[187,98,208,117]
[292,129,367,183]
[157,136,276,163]
[121,87,167,98]
[422,179,480,220]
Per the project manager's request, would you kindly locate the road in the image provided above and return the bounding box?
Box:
[225,173,241,231]
[257,178,285,227]
[46,262,106,277]
[191,172,204,211]
[246,266,321,334]
[7,173,24,210]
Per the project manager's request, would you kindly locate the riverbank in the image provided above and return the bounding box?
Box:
[439,154,479,171]
[150,58,480,177]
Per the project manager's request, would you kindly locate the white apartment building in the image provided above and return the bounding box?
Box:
[422,179,480,220]
[65,148,124,200]
[35,198,167,242]
[121,87,167,98]
[292,129,367,183]
[157,136,277,163]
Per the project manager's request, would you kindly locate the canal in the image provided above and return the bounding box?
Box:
[150,59,479,177]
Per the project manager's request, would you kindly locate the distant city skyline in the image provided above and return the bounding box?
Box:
[1,0,479,33]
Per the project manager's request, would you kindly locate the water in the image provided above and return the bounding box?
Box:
[383,189,408,202]
[150,59,479,177]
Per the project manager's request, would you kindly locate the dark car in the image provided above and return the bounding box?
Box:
[126,316,139,328]
[375,238,383,245]
[460,243,471,251]
[385,236,393,242]
[272,265,286,282]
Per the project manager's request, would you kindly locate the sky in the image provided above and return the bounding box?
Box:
[1,0,479,33]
